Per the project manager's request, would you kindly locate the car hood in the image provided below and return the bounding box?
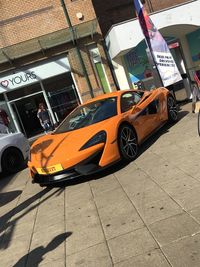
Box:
[30,122,108,168]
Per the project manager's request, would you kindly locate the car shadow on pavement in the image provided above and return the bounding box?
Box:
[0,190,22,207]
[0,173,19,193]
[0,187,64,250]
[13,232,72,267]
[0,163,28,194]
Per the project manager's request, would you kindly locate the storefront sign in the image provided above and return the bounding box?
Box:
[0,72,37,90]
[0,57,70,93]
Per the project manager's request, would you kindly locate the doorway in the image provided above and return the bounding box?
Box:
[12,93,46,138]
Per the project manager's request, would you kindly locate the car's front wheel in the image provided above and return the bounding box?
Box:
[167,95,178,122]
[118,124,138,161]
[2,147,24,174]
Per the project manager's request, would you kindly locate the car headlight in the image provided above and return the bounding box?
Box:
[80,131,106,150]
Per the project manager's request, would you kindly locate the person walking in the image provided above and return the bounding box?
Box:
[191,81,200,113]
[37,103,52,134]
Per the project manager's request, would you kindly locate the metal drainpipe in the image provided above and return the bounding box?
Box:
[60,0,94,98]
[147,0,154,12]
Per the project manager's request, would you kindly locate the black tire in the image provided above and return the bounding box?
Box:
[118,124,138,161]
[2,147,24,174]
[167,95,178,123]
[198,110,200,136]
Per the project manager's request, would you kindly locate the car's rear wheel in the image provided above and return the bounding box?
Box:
[167,95,178,122]
[2,147,24,174]
[118,124,138,161]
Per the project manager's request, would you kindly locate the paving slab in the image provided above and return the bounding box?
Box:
[189,205,200,223]
[0,234,31,267]
[65,182,93,207]
[38,258,65,267]
[98,204,144,240]
[146,162,194,186]
[149,212,200,246]
[89,174,120,197]
[129,184,169,209]
[135,196,183,225]
[161,174,200,196]
[93,186,144,240]
[114,249,170,267]
[28,229,67,266]
[162,233,200,267]
[94,187,130,210]
[34,214,65,233]
[66,202,101,231]
[65,223,104,256]
[66,243,112,267]
[115,168,157,198]
[3,219,35,241]
[66,199,96,218]
[171,186,200,211]
[108,227,158,264]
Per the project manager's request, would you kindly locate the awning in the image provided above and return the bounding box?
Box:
[0,19,98,64]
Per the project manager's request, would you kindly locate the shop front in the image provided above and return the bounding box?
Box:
[123,37,192,100]
[0,56,81,138]
[105,0,200,100]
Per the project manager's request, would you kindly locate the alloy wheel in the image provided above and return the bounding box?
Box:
[119,125,138,160]
[168,96,178,122]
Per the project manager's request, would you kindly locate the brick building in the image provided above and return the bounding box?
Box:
[92,0,191,36]
[92,0,136,35]
[0,0,118,137]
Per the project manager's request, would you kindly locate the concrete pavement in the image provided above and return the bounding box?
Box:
[1,103,200,266]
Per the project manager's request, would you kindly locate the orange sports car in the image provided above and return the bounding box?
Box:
[28,88,177,186]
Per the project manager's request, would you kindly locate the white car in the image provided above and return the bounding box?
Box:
[0,133,30,174]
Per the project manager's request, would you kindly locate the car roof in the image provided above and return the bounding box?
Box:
[83,89,142,105]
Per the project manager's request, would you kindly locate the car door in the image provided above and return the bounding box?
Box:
[120,92,152,142]
[129,92,162,143]
[121,92,160,142]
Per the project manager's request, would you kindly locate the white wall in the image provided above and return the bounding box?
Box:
[106,1,200,59]
[112,57,131,90]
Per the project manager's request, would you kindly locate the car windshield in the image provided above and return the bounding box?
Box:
[54,97,117,133]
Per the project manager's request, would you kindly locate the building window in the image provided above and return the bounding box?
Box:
[88,44,111,93]
[43,73,80,122]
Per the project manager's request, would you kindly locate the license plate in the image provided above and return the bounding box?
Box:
[37,164,63,175]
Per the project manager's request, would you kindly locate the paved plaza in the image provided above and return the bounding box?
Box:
[1,103,200,267]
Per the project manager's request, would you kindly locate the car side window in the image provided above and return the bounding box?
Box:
[121,92,142,113]
[148,99,159,114]
[140,99,159,116]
